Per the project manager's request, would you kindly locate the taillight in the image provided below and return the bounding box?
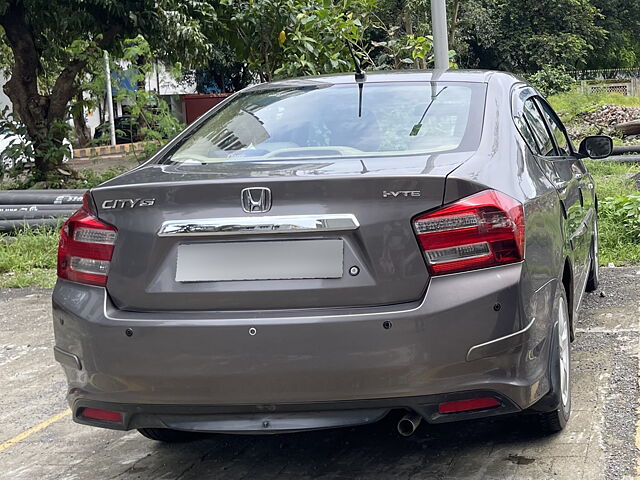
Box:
[57,192,117,287]
[413,190,524,275]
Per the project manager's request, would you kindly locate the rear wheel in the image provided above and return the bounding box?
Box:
[138,428,204,443]
[532,286,572,433]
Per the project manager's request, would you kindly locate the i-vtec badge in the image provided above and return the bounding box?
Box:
[382,190,421,198]
[101,198,156,209]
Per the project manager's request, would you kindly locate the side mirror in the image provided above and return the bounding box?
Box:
[578,135,613,159]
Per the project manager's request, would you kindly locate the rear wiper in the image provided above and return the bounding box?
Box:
[409,86,448,136]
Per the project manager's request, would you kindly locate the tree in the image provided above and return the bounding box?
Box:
[0,0,218,184]
[455,0,606,73]
[219,0,379,82]
[586,0,640,69]
[194,45,253,94]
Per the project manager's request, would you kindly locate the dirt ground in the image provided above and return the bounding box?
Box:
[0,267,638,479]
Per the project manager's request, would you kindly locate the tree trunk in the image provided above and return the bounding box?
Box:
[448,0,460,48]
[0,2,56,179]
[72,93,91,147]
[402,6,423,69]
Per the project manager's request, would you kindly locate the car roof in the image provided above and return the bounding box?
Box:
[264,69,523,88]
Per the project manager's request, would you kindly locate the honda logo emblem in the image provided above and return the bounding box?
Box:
[241,187,272,213]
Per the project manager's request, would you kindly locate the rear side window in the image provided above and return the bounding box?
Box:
[535,99,571,156]
[523,100,556,156]
[514,116,539,154]
[157,81,487,165]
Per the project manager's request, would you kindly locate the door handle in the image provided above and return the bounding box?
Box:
[574,173,583,180]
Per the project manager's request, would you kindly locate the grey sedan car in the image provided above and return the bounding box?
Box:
[52,70,610,442]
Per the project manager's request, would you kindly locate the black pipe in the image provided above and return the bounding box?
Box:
[0,204,80,212]
[612,145,640,155]
[0,190,85,205]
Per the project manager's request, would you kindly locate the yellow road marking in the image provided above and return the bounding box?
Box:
[636,405,640,480]
[0,408,71,453]
[637,334,640,480]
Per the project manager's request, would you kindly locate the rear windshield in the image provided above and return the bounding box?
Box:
[158,81,486,165]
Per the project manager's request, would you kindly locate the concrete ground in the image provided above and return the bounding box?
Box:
[0,267,638,479]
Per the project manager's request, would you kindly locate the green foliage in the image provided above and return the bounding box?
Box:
[0,26,11,74]
[0,108,76,188]
[455,0,605,72]
[194,44,252,93]
[73,167,127,189]
[586,0,640,69]
[528,66,573,97]
[600,193,640,240]
[584,159,640,265]
[275,4,374,78]
[220,0,378,81]
[371,29,436,69]
[0,227,59,288]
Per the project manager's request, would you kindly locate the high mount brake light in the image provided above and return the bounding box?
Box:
[57,192,117,287]
[413,190,524,275]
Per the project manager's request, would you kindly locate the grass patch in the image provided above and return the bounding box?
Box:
[548,91,640,124]
[585,160,640,198]
[585,159,640,265]
[0,227,59,288]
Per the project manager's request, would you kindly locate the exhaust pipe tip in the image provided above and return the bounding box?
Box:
[397,412,423,437]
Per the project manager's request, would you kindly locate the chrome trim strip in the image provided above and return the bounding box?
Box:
[466,316,536,362]
[53,346,82,370]
[157,214,360,237]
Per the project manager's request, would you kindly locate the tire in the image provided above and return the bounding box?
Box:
[137,428,204,443]
[532,286,572,433]
[585,227,599,292]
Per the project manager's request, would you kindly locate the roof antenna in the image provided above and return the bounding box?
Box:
[346,40,366,117]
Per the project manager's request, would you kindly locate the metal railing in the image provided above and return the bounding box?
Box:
[568,68,640,81]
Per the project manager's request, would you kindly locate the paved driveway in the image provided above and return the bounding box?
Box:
[1,268,638,479]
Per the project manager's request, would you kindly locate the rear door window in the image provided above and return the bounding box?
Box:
[535,98,572,156]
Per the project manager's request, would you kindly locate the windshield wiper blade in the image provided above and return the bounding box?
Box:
[409,86,448,136]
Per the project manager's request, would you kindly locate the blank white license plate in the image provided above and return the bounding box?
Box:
[176,239,344,282]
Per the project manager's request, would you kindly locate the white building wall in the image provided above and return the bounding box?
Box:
[145,63,196,95]
[0,73,13,114]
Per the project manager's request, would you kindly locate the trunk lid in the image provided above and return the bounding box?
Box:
[93,154,469,311]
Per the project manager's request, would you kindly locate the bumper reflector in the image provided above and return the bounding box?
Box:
[438,397,500,414]
[81,407,123,423]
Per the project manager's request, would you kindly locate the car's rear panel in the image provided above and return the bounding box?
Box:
[53,260,547,412]
[92,156,469,312]
[53,72,561,433]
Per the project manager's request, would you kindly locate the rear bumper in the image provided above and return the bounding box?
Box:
[70,391,521,433]
[52,263,557,431]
